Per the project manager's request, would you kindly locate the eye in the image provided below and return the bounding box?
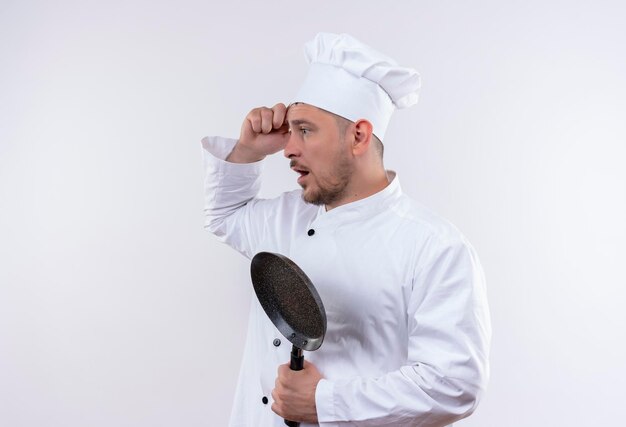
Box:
[300,128,310,135]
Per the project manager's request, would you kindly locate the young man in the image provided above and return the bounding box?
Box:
[202,32,491,426]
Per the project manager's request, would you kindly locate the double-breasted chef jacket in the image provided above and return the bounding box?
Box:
[201,136,491,427]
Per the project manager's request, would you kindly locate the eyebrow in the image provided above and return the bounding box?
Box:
[288,119,318,128]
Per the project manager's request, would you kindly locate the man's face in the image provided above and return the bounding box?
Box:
[284,103,354,206]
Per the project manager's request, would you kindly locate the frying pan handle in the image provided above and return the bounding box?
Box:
[290,345,304,371]
[284,345,304,427]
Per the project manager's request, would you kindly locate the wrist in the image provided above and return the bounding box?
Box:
[226,141,265,163]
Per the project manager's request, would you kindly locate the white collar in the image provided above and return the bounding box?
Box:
[312,171,402,227]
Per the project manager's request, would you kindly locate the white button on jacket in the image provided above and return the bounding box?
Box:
[202,136,491,427]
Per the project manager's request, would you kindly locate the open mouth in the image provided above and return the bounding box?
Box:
[291,164,310,185]
[291,163,310,178]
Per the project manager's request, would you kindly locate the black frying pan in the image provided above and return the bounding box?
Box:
[250,251,327,427]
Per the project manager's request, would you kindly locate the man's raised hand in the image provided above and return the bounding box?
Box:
[227,103,290,163]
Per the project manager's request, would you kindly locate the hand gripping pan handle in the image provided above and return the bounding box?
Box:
[250,252,327,427]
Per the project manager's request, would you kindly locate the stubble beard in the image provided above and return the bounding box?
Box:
[302,149,353,206]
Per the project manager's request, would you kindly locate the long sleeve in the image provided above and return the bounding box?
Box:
[201,135,316,260]
[314,237,491,427]
[201,135,268,259]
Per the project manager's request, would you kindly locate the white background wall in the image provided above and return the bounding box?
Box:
[1,1,625,426]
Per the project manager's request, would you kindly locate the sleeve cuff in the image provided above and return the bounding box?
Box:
[200,135,264,176]
[315,378,338,426]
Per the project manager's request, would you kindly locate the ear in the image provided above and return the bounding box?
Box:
[351,119,373,156]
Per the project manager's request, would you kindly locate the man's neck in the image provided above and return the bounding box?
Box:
[325,167,390,211]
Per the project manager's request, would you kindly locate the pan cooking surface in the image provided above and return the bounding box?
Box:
[251,252,326,348]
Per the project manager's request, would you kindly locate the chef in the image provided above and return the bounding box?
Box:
[201,32,491,426]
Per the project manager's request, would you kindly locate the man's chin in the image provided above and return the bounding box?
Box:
[301,188,324,206]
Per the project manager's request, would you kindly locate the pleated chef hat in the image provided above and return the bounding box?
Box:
[292,32,421,141]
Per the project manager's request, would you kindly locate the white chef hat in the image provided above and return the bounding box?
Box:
[292,32,421,141]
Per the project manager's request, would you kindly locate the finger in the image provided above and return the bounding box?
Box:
[277,363,290,377]
[247,109,262,133]
[271,402,281,416]
[260,108,274,134]
[271,103,287,129]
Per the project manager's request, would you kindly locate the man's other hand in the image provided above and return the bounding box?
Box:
[271,360,322,423]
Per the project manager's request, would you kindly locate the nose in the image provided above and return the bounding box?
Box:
[283,131,301,158]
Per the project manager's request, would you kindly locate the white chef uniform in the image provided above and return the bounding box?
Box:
[201,136,491,427]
